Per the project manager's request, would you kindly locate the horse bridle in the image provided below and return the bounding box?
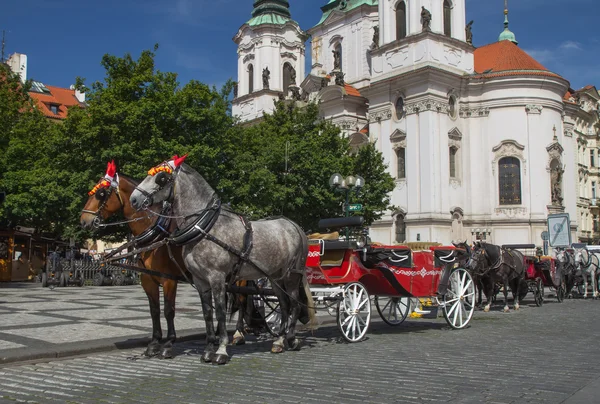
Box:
[134,166,177,210]
[81,181,125,228]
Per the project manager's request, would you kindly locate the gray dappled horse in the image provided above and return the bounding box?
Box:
[129,156,315,364]
[573,248,599,299]
[452,241,485,308]
[469,242,526,312]
[554,248,576,298]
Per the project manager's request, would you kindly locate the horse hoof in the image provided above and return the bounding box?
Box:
[271,344,284,354]
[211,354,229,365]
[288,339,301,351]
[503,307,509,313]
[483,307,490,313]
[144,344,161,357]
[232,337,245,346]
[201,351,215,363]
[514,304,520,311]
[159,347,173,359]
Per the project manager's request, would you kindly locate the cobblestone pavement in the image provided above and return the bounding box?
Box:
[1,293,599,403]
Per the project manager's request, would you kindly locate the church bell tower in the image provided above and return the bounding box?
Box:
[232,1,308,122]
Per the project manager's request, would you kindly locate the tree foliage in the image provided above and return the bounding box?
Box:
[222,101,395,231]
[0,47,395,241]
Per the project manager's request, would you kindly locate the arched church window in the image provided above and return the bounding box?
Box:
[396,147,406,179]
[395,97,404,120]
[396,1,407,40]
[498,157,521,205]
[248,64,254,94]
[443,0,452,37]
[395,213,406,243]
[283,63,292,96]
[448,95,457,119]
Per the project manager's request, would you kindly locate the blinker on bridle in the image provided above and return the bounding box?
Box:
[82,171,124,229]
[135,155,187,210]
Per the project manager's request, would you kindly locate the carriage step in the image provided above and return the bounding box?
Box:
[411,306,439,319]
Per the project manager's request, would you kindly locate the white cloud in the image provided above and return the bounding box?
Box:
[560,41,583,51]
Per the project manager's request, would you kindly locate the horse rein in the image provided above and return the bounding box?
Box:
[81,184,124,228]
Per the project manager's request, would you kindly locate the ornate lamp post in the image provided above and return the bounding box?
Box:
[330,173,365,240]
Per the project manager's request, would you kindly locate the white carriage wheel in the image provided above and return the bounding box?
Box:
[374,296,411,326]
[337,282,371,342]
[443,268,475,330]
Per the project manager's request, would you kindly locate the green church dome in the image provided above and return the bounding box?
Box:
[248,0,291,26]
[498,9,518,44]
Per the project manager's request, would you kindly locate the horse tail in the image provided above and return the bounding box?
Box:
[300,273,318,330]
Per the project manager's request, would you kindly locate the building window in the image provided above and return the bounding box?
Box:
[448,95,458,119]
[591,149,595,167]
[594,215,599,232]
[498,157,521,205]
[248,64,254,94]
[283,62,293,96]
[395,97,404,120]
[49,104,59,115]
[449,146,458,178]
[395,214,406,243]
[443,0,452,37]
[593,181,597,199]
[396,147,406,179]
[396,1,407,40]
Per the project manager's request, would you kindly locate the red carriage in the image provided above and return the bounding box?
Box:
[502,244,565,306]
[305,217,476,342]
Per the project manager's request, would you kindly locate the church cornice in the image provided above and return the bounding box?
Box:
[370,30,475,57]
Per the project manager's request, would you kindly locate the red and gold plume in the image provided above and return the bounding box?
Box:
[88,160,117,196]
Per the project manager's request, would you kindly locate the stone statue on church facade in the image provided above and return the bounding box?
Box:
[290,66,296,85]
[421,6,432,32]
[332,49,341,71]
[550,164,564,206]
[466,20,474,44]
[262,67,270,90]
[334,71,345,86]
[372,26,379,49]
[233,81,238,98]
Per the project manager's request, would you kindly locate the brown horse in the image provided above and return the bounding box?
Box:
[80,161,186,359]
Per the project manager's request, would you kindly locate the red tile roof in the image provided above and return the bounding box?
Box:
[29,85,83,120]
[473,41,562,79]
[343,84,362,97]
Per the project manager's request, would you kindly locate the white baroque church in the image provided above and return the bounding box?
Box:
[232,0,600,246]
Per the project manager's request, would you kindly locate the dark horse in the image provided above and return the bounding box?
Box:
[129,156,316,364]
[555,248,576,298]
[469,242,526,312]
[81,161,186,359]
[453,241,485,308]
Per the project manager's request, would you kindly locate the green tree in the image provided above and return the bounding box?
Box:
[223,101,395,231]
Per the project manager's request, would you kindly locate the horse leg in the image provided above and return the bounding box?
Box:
[159,279,178,359]
[284,273,302,351]
[141,274,162,357]
[211,277,230,365]
[270,280,290,353]
[513,278,521,311]
[231,280,247,346]
[592,268,598,299]
[502,278,510,312]
[483,277,493,312]
[195,279,217,363]
[583,271,589,299]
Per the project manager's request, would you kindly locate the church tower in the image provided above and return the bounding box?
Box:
[232,1,308,122]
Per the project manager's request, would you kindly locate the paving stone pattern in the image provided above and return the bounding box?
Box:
[1,291,600,403]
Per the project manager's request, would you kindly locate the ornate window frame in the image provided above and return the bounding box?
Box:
[391,129,407,184]
[395,0,407,41]
[448,127,462,187]
[492,140,526,208]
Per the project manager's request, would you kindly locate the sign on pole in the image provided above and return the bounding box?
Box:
[547,213,571,248]
[348,204,363,212]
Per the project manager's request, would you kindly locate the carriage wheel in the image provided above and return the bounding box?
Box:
[556,282,565,303]
[337,282,371,343]
[534,278,544,307]
[93,273,104,286]
[262,298,282,337]
[374,296,411,326]
[41,272,48,288]
[113,274,124,287]
[442,268,475,330]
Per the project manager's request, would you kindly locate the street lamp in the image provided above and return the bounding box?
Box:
[330,173,365,240]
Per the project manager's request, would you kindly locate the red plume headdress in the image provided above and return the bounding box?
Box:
[148,154,188,176]
[88,160,119,196]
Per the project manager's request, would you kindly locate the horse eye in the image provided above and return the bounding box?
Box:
[155,172,169,187]
[95,189,107,201]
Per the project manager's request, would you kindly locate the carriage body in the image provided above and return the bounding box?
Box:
[306,222,475,342]
[503,244,564,305]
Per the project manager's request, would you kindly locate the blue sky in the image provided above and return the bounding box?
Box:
[1,0,599,91]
